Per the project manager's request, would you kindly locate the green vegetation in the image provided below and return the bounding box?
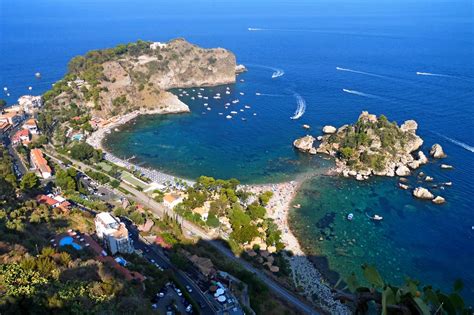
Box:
[337,264,471,315]
[69,142,102,163]
[324,113,417,172]
[20,172,40,193]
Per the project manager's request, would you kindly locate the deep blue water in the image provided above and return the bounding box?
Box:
[1,0,473,303]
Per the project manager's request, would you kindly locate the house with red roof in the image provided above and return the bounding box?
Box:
[30,148,52,179]
[12,129,30,146]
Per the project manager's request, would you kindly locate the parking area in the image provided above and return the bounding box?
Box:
[151,282,195,314]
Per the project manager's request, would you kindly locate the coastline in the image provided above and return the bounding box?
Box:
[87,107,348,313]
[86,106,195,186]
[246,176,350,314]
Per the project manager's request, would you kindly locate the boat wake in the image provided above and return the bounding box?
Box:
[246,64,285,79]
[433,132,474,153]
[342,88,385,100]
[255,92,286,97]
[336,66,391,79]
[416,71,454,78]
[290,93,306,120]
[272,69,285,79]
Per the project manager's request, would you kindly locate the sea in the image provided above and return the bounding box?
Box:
[1,0,473,304]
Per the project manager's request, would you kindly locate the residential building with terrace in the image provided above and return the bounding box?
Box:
[95,212,134,255]
[30,148,52,179]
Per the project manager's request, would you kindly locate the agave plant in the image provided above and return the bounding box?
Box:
[333,264,471,315]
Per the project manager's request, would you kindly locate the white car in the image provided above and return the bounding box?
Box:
[185,285,192,293]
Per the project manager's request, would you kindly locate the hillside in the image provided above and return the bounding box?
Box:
[43,38,240,118]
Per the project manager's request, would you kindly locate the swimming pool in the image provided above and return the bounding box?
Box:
[59,236,82,250]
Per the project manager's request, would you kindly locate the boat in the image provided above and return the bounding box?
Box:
[347,213,354,221]
[226,115,232,119]
[240,92,244,95]
[191,97,195,100]
[218,112,223,115]
[240,109,244,112]
[240,79,245,82]
[35,72,41,78]
[293,204,301,209]
[3,87,8,91]
[241,118,246,121]
[244,105,251,109]
[207,107,211,111]
[230,111,238,114]
[256,92,261,96]
[225,103,230,106]
[373,215,383,221]
[253,113,257,116]
[28,86,32,90]
[303,124,310,129]
[226,91,231,94]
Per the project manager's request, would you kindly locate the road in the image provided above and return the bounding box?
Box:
[45,149,319,315]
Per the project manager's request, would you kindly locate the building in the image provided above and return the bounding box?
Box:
[22,118,39,134]
[12,129,30,146]
[30,148,52,179]
[95,212,134,255]
[0,121,11,135]
[18,95,42,113]
[0,112,21,126]
[36,194,71,212]
[163,193,183,209]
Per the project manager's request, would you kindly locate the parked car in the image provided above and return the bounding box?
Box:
[185,285,192,293]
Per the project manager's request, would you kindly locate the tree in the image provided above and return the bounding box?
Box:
[129,211,145,225]
[0,176,15,203]
[339,147,354,160]
[247,202,266,220]
[20,172,40,192]
[0,98,6,108]
[259,191,273,206]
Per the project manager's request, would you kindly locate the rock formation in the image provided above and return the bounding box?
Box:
[413,187,434,200]
[45,38,239,118]
[430,143,446,158]
[432,196,446,204]
[322,125,336,134]
[293,135,317,154]
[293,111,427,180]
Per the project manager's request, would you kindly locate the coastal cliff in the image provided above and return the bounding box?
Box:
[294,111,427,180]
[43,38,239,118]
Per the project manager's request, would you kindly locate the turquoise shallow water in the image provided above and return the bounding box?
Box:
[2,0,473,304]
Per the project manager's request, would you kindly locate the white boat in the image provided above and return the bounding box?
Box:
[199,88,204,91]
[218,112,223,115]
[3,87,8,91]
[232,100,239,104]
[240,109,244,112]
[226,115,232,119]
[230,111,238,114]
[204,103,208,106]
[204,96,209,100]
[256,92,261,95]
[35,72,41,78]
[241,118,246,121]
[347,213,354,221]
[225,103,230,106]
[373,215,383,221]
[28,86,32,90]
[253,113,257,116]
[244,105,251,109]
[207,107,211,111]
[239,92,244,95]
[191,97,195,100]
[226,91,231,94]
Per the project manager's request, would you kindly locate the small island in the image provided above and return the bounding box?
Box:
[294,111,428,180]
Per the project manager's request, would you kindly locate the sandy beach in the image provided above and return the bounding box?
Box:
[246,180,350,314]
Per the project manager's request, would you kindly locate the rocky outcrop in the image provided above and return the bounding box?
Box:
[293,135,316,154]
[294,112,427,180]
[432,196,445,204]
[413,187,434,200]
[430,144,446,158]
[47,38,239,118]
[395,165,411,176]
[322,125,336,134]
[235,64,247,73]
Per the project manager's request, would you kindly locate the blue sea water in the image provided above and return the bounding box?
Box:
[1,0,473,303]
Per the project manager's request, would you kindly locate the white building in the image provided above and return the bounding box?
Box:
[18,95,42,114]
[163,193,183,209]
[95,212,134,255]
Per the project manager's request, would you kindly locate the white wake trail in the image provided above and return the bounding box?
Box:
[336,66,391,79]
[416,71,454,78]
[290,93,306,120]
[272,69,285,79]
[342,89,385,100]
[433,133,474,153]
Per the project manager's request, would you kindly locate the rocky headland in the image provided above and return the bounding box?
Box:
[294,111,428,180]
[43,38,241,118]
